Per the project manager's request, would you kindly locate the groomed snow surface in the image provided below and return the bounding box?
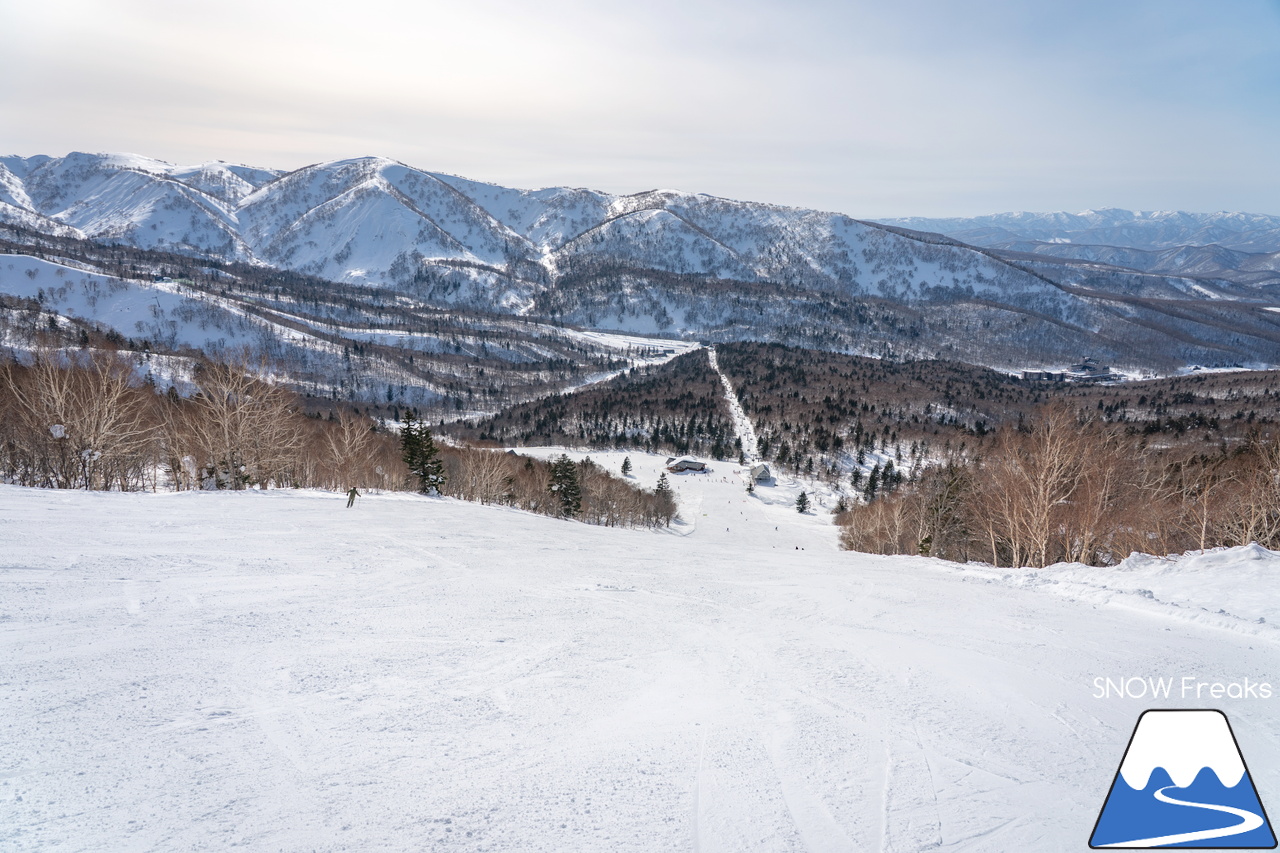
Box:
[2,449,1278,852]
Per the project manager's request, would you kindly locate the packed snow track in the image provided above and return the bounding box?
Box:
[2,451,1277,852]
[706,345,760,462]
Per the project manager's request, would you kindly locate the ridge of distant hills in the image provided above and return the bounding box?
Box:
[3,152,1280,373]
[883,209,1280,288]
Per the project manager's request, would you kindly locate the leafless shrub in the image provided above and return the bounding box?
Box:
[321,409,381,489]
[446,447,514,505]
[2,351,674,527]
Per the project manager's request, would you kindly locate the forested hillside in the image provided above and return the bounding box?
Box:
[0,223,686,416]
[0,350,673,527]
[451,341,1280,488]
[446,349,736,460]
[717,341,1280,479]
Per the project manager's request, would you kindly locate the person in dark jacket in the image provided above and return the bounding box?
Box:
[346,487,360,508]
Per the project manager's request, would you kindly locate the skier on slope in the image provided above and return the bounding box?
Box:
[346,487,361,508]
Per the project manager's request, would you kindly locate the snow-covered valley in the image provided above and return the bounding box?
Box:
[3,451,1277,852]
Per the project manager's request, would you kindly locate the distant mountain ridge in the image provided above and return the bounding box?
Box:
[882,208,1280,253]
[3,152,1280,372]
[882,209,1280,288]
[3,151,1032,294]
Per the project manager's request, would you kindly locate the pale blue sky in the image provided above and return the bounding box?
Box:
[3,0,1278,217]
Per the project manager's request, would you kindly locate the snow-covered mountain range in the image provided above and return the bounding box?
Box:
[4,153,1280,371]
[883,209,1280,253]
[883,209,1280,288]
[1,152,1074,298]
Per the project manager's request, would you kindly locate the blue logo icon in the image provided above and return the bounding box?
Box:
[1090,709,1276,848]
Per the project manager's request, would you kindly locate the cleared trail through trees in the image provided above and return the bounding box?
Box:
[707,346,759,463]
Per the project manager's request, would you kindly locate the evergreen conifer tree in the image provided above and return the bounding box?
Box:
[548,454,581,518]
[864,463,881,502]
[621,457,633,477]
[655,472,672,496]
[883,459,897,495]
[401,412,446,494]
[796,491,810,513]
[654,472,676,525]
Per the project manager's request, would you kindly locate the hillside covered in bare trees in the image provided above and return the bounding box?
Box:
[461,339,1280,482]
[836,405,1280,567]
[437,339,1280,565]
[0,351,675,528]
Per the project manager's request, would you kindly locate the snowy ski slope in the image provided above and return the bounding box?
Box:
[2,452,1278,851]
[706,345,760,463]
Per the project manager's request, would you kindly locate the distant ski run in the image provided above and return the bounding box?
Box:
[706,346,759,463]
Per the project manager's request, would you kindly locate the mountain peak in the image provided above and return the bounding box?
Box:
[1119,710,1246,790]
[4,151,1280,372]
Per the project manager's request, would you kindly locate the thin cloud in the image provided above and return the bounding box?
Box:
[3,0,1278,217]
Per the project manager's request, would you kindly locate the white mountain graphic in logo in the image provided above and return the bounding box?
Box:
[1090,710,1276,848]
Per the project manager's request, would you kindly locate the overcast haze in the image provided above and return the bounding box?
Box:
[3,0,1279,218]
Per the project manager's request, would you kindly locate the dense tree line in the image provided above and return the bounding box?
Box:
[0,350,676,528]
[0,351,400,492]
[435,447,676,527]
[446,349,738,460]
[716,341,1280,485]
[838,405,1280,566]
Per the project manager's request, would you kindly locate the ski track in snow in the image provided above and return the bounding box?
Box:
[1,451,1278,852]
[707,346,759,462]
